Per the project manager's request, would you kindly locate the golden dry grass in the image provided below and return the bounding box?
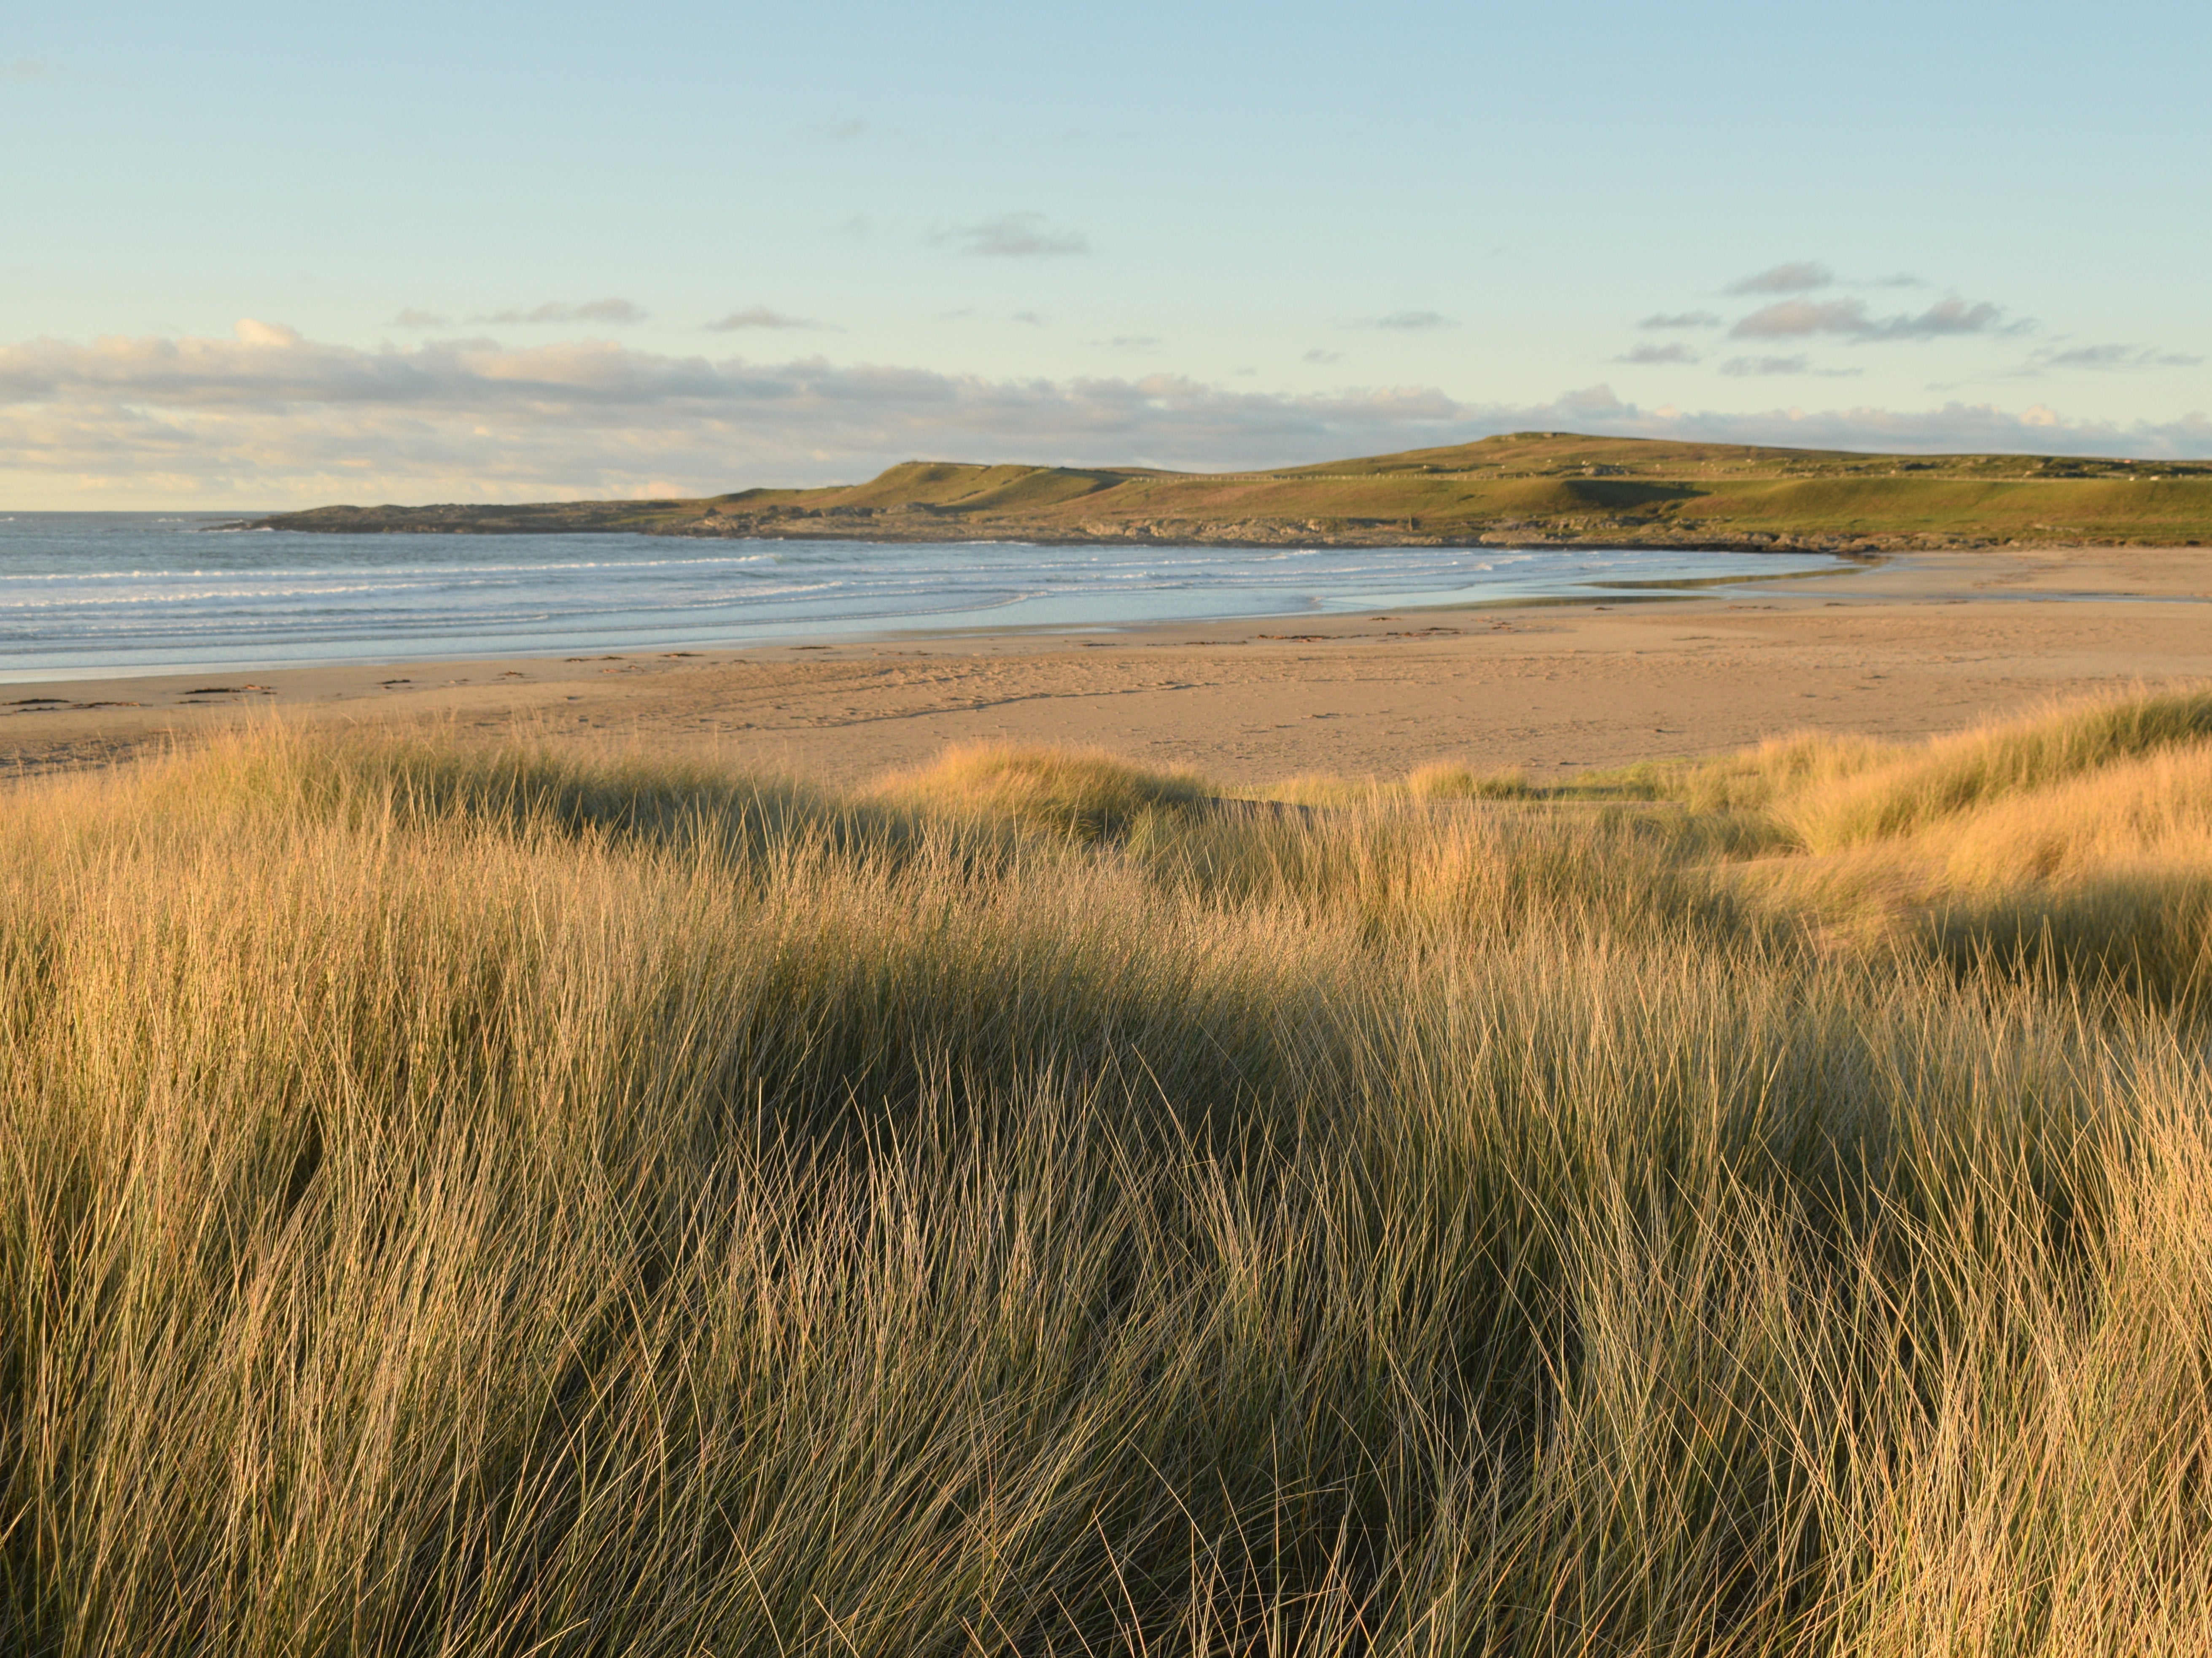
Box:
[871,741,1213,837]
[5,696,2212,1653]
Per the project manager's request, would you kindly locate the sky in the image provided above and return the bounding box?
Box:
[2,0,2208,507]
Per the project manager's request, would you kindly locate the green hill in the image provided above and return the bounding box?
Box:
[250,431,2212,552]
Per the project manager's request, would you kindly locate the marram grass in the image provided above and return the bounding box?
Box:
[5,697,2212,1655]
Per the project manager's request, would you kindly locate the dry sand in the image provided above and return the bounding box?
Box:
[5,545,2208,786]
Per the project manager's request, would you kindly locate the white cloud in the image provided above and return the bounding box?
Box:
[1733,299,1874,338]
[1629,401,2212,458]
[931,213,1089,258]
[1875,299,2010,339]
[0,322,1481,505]
[469,298,645,326]
[2034,343,2203,372]
[1717,354,1860,379]
[1639,311,1721,329]
[1,58,56,83]
[1732,296,2007,341]
[705,307,830,332]
[232,319,304,349]
[1618,342,1701,365]
[390,308,451,328]
[1362,310,1456,330]
[0,321,2202,508]
[1554,385,1629,415]
[1726,261,1833,296]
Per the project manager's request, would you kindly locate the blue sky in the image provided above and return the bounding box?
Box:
[3,0,2207,506]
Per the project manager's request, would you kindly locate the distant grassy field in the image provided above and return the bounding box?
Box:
[254,431,2212,552]
[11,693,2212,1653]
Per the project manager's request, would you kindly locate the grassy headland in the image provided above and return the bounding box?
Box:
[10,691,2212,1652]
[246,431,2212,554]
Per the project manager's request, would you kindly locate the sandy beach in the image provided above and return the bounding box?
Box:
[6,543,2208,785]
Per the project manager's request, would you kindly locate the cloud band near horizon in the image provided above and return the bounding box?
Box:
[0,321,2204,509]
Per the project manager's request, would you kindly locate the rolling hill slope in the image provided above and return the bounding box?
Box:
[250,431,2212,552]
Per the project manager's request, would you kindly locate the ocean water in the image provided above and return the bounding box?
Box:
[0,513,1843,682]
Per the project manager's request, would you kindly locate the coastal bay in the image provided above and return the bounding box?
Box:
[7,541,2206,785]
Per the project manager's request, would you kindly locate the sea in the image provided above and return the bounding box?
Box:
[0,513,1844,683]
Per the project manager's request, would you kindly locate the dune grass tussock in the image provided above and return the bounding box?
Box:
[873,742,1214,838]
[1645,688,2212,1005]
[7,702,2212,1654]
[1403,760,1533,802]
[1254,762,1535,809]
[1768,689,2212,851]
[1648,685,2212,836]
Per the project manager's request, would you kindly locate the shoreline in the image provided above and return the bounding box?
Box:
[222,517,1905,559]
[5,544,2208,788]
[0,546,1857,689]
[0,533,1853,689]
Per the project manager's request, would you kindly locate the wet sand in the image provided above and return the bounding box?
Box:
[5,544,2208,786]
